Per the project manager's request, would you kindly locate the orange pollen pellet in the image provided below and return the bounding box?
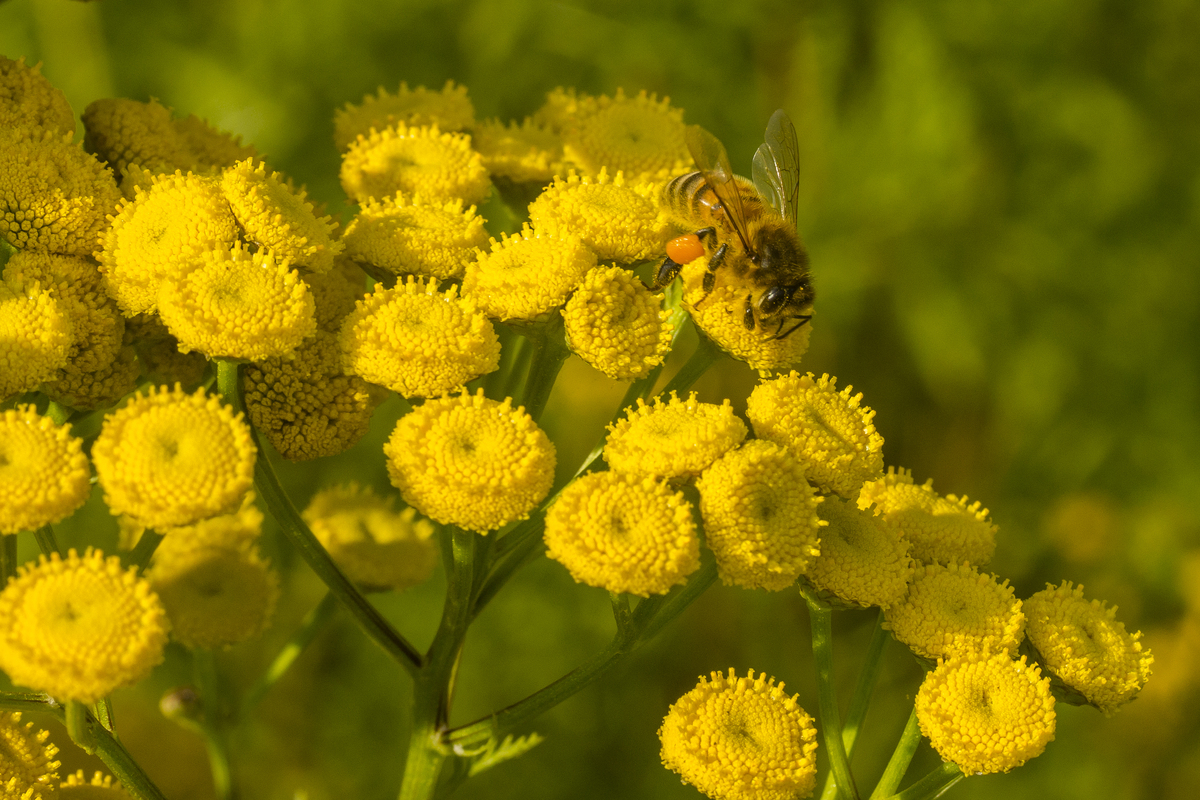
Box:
[666,233,706,264]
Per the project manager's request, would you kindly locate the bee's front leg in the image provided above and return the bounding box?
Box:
[649,255,683,290]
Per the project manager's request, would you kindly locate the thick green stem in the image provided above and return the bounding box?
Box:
[821,611,889,800]
[32,525,61,557]
[512,315,571,422]
[124,530,163,572]
[805,594,860,800]
[2,534,17,584]
[46,399,72,425]
[887,763,963,800]
[242,592,339,714]
[194,649,236,800]
[870,708,922,800]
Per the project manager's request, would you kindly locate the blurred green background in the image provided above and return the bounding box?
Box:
[3,0,1199,798]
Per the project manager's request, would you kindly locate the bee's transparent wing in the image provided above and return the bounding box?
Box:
[686,123,756,256]
[751,109,800,226]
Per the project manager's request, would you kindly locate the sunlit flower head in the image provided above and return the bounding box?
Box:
[461,225,596,321]
[157,241,317,361]
[0,711,60,800]
[303,483,437,591]
[0,278,72,399]
[0,126,121,256]
[561,89,691,180]
[747,372,883,498]
[0,56,74,137]
[527,170,671,263]
[1024,581,1153,714]
[604,392,747,479]
[916,651,1056,775]
[0,548,168,703]
[659,668,819,800]
[339,276,500,398]
[858,468,997,567]
[807,496,913,609]
[59,770,133,800]
[472,117,565,185]
[384,390,556,534]
[0,405,91,535]
[544,471,699,596]
[334,80,475,151]
[697,440,824,591]
[885,562,1024,660]
[82,97,196,176]
[96,170,240,315]
[173,114,257,170]
[340,122,490,205]
[562,265,674,380]
[341,193,488,280]
[92,385,256,529]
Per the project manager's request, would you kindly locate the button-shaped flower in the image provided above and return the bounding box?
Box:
[604,392,747,479]
[0,405,91,535]
[0,710,61,800]
[560,89,691,180]
[462,225,596,322]
[807,496,914,609]
[563,265,675,380]
[0,55,74,137]
[340,122,489,204]
[472,117,564,185]
[0,278,73,399]
[341,193,488,280]
[334,80,474,151]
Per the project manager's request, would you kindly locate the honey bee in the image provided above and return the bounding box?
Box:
[653,109,812,339]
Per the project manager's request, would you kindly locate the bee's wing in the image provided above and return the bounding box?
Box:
[751,109,800,226]
[686,123,756,256]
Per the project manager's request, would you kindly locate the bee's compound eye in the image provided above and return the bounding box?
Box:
[666,234,706,264]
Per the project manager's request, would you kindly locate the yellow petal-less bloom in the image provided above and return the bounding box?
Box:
[96,171,240,316]
[472,117,565,185]
[0,549,169,703]
[561,89,691,180]
[0,56,74,137]
[157,242,317,361]
[0,127,122,256]
[747,372,884,498]
[303,484,438,591]
[532,86,584,134]
[527,170,671,263]
[461,225,596,322]
[916,652,1056,774]
[697,441,824,591]
[807,496,914,609]
[221,159,343,273]
[333,80,475,151]
[0,711,60,800]
[858,467,998,567]
[91,385,256,529]
[81,97,196,176]
[384,391,555,534]
[605,392,747,479]
[307,256,368,333]
[659,669,819,800]
[562,265,674,380]
[339,277,500,398]
[1024,581,1153,714]
[544,471,699,597]
[0,406,91,535]
[126,313,208,391]
[134,494,263,550]
[173,114,257,170]
[59,770,133,800]
[885,562,1025,660]
[341,194,488,280]
[340,123,489,204]
[0,279,73,399]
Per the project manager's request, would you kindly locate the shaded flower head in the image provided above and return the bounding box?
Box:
[82,97,196,176]
[562,265,674,380]
[0,55,74,137]
[0,278,73,399]
[659,668,819,800]
[0,711,61,800]
[334,80,474,151]
[544,471,699,596]
[462,225,596,321]
[340,122,489,204]
[341,193,488,280]
[604,392,747,479]
[472,117,564,185]
[172,114,257,170]
[807,496,914,609]
[561,89,691,180]
[0,405,91,535]
[59,770,133,800]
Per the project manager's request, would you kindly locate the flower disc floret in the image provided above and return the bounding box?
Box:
[340,122,489,204]
[462,225,596,321]
[384,391,555,533]
[0,406,91,535]
[561,89,691,180]
[91,385,256,529]
[334,81,474,151]
[698,441,824,591]
[472,117,565,184]
[747,372,883,497]
[0,56,75,137]
[563,265,674,380]
[915,652,1056,774]
[340,277,500,398]
[858,467,998,566]
[0,279,72,399]
[659,668,819,800]
[0,548,169,703]
[59,770,133,800]
[605,392,746,479]
[1024,581,1153,714]
[341,194,488,280]
[82,97,195,176]
[0,711,61,800]
[544,471,699,596]
[807,496,914,609]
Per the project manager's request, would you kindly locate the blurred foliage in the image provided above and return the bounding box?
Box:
[3,0,1199,798]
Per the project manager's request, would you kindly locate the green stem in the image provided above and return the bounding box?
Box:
[822,611,889,800]
[215,358,242,401]
[657,332,722,399]
[194,649,236,800]
[870,708,922,800]
[804,594,860,800]
[2,534,17,584]
[124,530,163,572]
[46,399,72,425]
[512,315,571,422]
[242,592,339,714]
[32,526,61,557]
[82,706,170,800]
[93,697,116,733]
[887,763,963,800]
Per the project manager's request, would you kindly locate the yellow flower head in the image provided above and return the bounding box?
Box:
[340,122,490,205]
[44,348,141,413]
[916,651,1056,774]
[0,278,72,399]
[0,548,169,703]
[544,471,699,597]
[81,97,195,176]
[858,468,998,566]
[659,668,819,800]
[561,89,691,180]
[96,171,240,315]
[341,193,488,280]
[220,159,342,273]
[807,496,914,609]
[697,440,824,591]
[127,313,208,391]
[0,405,91,535]
[339,277,500,398]
[91,385,256,529]
[562,265,674,380]
[1024,581,1153,714]
[157,242,317,361]
[135,494,263,549]
[461,225,596,321]
[0,126,121,256]
[384,390,556,534]
[747,372,884,498]
[307,256,368,333]
[0,56,74,137]
[472,117,565,185]
[0,711,61,800]
[885,562,1025,661]
[604,392,747,479]
[172,114,258,170]
[333,80,475,151]
[302,483,437,591]
[532,87,584,134]
[59,770,133,800]
[527,170,671,263]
